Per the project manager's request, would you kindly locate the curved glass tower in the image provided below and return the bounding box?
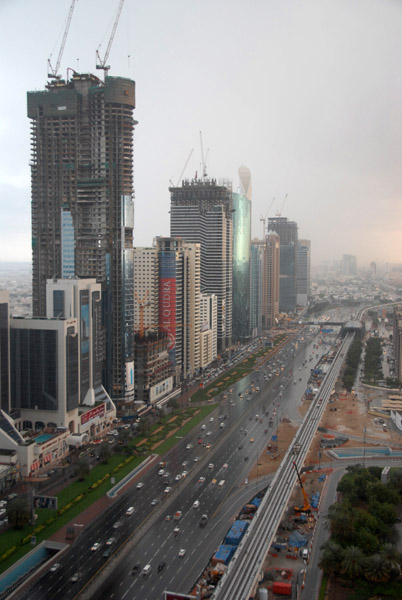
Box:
[232,166,251,342]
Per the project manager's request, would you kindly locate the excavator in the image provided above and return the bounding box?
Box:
[293,461,311,514]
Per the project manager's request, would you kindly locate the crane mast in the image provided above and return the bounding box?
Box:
[48,0,77,79]
[96,0,125,77]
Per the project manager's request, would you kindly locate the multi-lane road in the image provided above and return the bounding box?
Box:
[17,328,332,600]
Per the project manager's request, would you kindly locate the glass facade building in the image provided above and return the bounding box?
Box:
[232,192,251,341]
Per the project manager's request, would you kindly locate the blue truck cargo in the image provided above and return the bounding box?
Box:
[214,544,236,565]
[225,520,248,546]
[250,496,262,508]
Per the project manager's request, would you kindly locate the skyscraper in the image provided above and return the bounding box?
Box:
[27,73,136,411]
[268,217,298,313]
[263,231,280,328]
[170,179,233,352]
[0,291,10,414]
[250,239,266,336]
[296,239,311,307]
[232,166,251,342]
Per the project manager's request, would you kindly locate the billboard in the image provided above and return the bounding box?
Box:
[33,495,58,510]
[125,361,134,391]
[81,403,105,426]
[159,252,176,364]
[150,376,173,403]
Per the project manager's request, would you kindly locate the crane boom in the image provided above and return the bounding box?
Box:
[293,461,311,513]
[96,0,125,76]
[176,149,194,187]
[48,0,77,79]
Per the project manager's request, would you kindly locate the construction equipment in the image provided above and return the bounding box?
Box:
[259,197,275,238]
[292,461,311,514]
[170,148,194,188]
[96,0,125,77]
[48,0,77,79]
[134,291,150,339]
[199,132,209,180]
[275,193,288,217]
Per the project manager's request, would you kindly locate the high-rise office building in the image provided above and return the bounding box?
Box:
[268,217,298,313]
[263,231,280,328]
[133,247,158,333]
[170,178,233,352]
[27,73,136,411]
[342,254,357,276]
[155,237,201,383]
[250,239,266,336]
[232,166,251,342]
[200,293,218,366]
[296,239,311,307]
[0,291,10,414]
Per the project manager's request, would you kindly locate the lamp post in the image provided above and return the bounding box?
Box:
[73,523,84,580]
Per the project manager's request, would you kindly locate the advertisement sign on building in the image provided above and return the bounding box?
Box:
[80,403,105,426]
[159,252,176,364]
[125,361,134,391]
[33,495,58,510]
[149,376,174,403]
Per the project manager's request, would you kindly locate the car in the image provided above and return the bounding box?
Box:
[173,511,182,521]
[210,417,214,422]
[302,548,309,560]
[198,476,205,484]
[50,562,60,572]
[151,498,158,506]
[205,443,211,450]
[132,562,140,574]
[186,444,192,450]
[103,548,112,558]
[0,500,7,508]
[201,424,206,430]
[182,461,188,467]
[165,514,172,521]
[70,572,81,582]
[182,470,188,478]
[173,526,180,536]
[208,463,214,469]
[206,431,212,436]
[142,564,152,576]
[91,543,101,552]
[157,561,166,573]
[197,438,203,444]
[223,463,228,469]
[113,520,122,529]
[194,456,199,462]
[136,482,144,489]
[175,474,182,482]
[158,469,165,476]
[164,487,172,494]
[199,514,208,528]
[106,537,115,546]
[179,548,186,557]
[193,500,200,509]
[126,506,135,516]
[250,438,255,443]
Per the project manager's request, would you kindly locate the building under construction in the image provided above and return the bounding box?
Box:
[27,72,137,412]
[134,331,172,406]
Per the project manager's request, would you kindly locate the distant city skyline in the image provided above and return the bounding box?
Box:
[1,0,402,266]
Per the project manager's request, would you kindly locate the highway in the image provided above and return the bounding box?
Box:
[16,328,330,600]
[214,331,354,599]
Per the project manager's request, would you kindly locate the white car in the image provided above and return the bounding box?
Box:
[178,548,186,557]
[175,474,182,482]
[198,476,205,484]
[182,471,188,478]
[164,487,172,494]
[50,562,60,572]
[126,506,135,516]
[194,456,199,462]
[193,500,200,509]
[158,469,165,476]
[91,542,101,552]
[136,482,144,489]
[201,425,206,430]
[106,537,115,546]
[208,463,214,470]
[209,417,214,422]
[186,444,192,450]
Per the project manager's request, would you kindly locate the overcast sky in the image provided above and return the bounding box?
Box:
[1,0,401,267]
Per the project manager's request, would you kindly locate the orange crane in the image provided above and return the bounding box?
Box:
[134,291,150,339]
[293,461,311,514]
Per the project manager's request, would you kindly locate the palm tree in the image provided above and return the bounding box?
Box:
[380,543,402,576]
[76,457,90,481]
[364,553,391,583]
[327,503,354,541]
[341,546,365,579]
[319,540,344,576]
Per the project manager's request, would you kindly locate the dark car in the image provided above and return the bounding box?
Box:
[132,562,140,574]
[157,561,166,573]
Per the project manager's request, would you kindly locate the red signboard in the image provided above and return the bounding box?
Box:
[81,403,105,426]
[159,276,176,352]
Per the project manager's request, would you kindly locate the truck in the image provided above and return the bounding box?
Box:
[173,511,182,521]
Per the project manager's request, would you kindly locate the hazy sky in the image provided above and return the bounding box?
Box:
[1,0,401,267]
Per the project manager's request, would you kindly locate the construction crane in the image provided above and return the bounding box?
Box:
[199,132,209,180]
[275,193,288,217]
[96,0,125,77]
[169,148,194,188]
[134,291,150,340]
[259,197,275,239]
[48,0,77,79]
[293,461,311,514]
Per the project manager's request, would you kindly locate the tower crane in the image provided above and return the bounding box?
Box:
[292,461,311,514]
[47,0,77,80]
[259,197,275,239]
[134,291,150,340]
[275,193,288,217]
[199,132,209,180]
[96,0,125,78]
[174,148,194,187]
